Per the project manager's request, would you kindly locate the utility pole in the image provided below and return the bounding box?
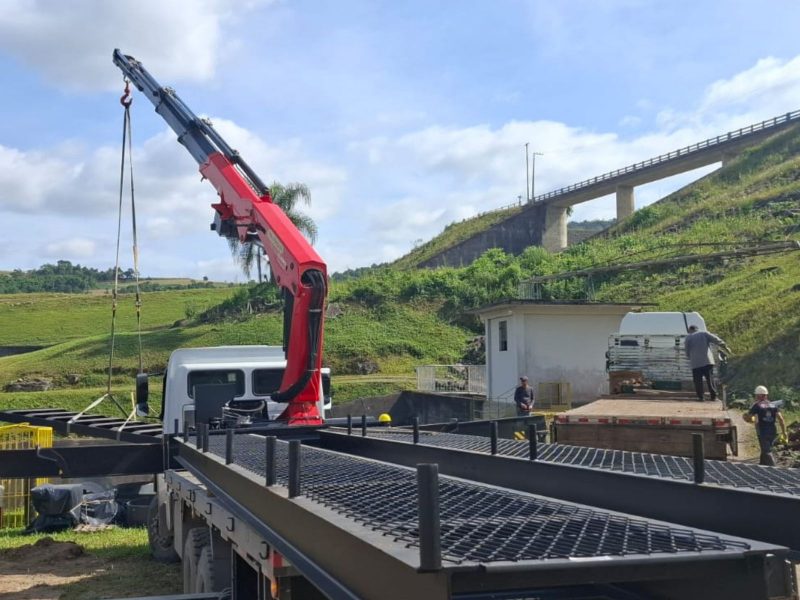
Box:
[525,143,530,202]
[531,151,543,201]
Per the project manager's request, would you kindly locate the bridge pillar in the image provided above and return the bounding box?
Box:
[616,185,635,221]
[542,205,568,252]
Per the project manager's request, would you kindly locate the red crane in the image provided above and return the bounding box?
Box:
[113,50,326,425]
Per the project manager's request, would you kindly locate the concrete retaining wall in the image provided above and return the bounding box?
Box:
[330,391,484,426]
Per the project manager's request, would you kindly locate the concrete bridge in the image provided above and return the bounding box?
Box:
[418,110,800,267]
[535,110,800,251]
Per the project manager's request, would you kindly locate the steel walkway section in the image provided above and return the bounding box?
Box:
[319,429,800,555]
[361,429,800,495]
[177,434,790,600]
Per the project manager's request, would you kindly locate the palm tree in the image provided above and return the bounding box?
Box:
[229,182,318,280]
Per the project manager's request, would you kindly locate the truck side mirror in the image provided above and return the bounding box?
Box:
[136,372,150,417]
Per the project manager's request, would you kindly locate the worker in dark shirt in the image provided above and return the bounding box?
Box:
[514,376,534,416]
[745,385,787,466]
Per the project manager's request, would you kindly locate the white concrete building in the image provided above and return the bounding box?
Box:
[474,301,642,406]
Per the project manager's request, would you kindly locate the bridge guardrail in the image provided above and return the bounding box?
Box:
[533,110,800,203]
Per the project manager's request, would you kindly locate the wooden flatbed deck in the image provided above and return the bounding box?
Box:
[554,393,736,459]
[567,395,728,420]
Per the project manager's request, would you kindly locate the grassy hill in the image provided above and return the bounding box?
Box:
[0,287,238,346]
[1,126,799,413]
[0,302,469,384]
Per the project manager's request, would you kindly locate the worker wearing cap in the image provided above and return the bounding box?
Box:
[514,376,534,416]
[745,385,787,466]
[684,325,731,402]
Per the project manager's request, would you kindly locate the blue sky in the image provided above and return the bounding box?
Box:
[2,0,800,279]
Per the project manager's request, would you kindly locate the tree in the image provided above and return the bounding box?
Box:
[229,182,318,280]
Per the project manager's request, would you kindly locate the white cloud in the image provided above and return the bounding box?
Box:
[44,237,96,258]
[0,115,346,278]
[0,0,271,91]
[347,53,800,241]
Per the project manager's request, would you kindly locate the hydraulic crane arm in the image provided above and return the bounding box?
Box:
[112,50,326,425]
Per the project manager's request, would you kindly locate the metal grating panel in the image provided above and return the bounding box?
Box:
[204,435,751,566]
[359,429,800,496]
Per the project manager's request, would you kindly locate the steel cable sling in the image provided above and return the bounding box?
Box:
[70,81,145,427]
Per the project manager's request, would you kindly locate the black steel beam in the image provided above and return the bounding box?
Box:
[319,430,800,554]
[0,408,162,443]
[175,442,448,600]
[0,442,168,478]
[179,437,790,600]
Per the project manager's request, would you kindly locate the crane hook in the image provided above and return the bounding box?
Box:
[120,79,132,108]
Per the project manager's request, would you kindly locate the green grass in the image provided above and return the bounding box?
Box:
[0,386,164,419]
[332,375,414,402]
[0,287,238,346]
[392,204,526,269]
[0,527,181,599]
[0,300,473,390]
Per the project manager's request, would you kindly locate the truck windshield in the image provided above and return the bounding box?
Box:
[188,370,245,398]
[253,369,284,396]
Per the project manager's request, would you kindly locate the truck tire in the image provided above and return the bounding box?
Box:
[183,527,210,593]
[147,496,179,563]
[194,545,218,592]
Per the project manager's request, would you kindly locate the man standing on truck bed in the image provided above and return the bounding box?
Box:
[684,325,731,402]
[514,376,534,415]
[745,385,787,466]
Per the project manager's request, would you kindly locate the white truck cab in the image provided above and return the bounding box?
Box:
[159,345,331,433]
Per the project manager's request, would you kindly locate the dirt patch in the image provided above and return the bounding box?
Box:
[1,537,85,563]
[0,538,104,600]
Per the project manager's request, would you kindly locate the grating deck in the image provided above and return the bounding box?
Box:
[204,434,751,566]
[358,429,800,496]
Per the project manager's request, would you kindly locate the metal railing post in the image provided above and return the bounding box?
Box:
[225,428,234,465]
[417,464,442,571]
[692,433,705,484]
[528,424,538,460]
[288,440,302,498]
[265,436,276,487]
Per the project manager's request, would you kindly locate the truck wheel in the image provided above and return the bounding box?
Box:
[147,496,179,563]
[194,545,218,592]
[183,527,210,593]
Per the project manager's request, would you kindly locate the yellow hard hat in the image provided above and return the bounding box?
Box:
[378,413,392,424]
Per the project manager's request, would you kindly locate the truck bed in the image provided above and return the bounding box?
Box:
[566,396,728,419]
[554,395,735,459]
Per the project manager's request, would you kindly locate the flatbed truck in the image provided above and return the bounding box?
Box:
[554,312,737,459]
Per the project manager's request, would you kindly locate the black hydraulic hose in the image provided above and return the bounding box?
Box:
[271,269,326,403]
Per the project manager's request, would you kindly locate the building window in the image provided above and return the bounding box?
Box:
[499,320,508,352]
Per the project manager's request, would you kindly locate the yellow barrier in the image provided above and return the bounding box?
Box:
[0,423,53,529]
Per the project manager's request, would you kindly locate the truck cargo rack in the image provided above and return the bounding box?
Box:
[176,432,792,600]
[320,428,800,554]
